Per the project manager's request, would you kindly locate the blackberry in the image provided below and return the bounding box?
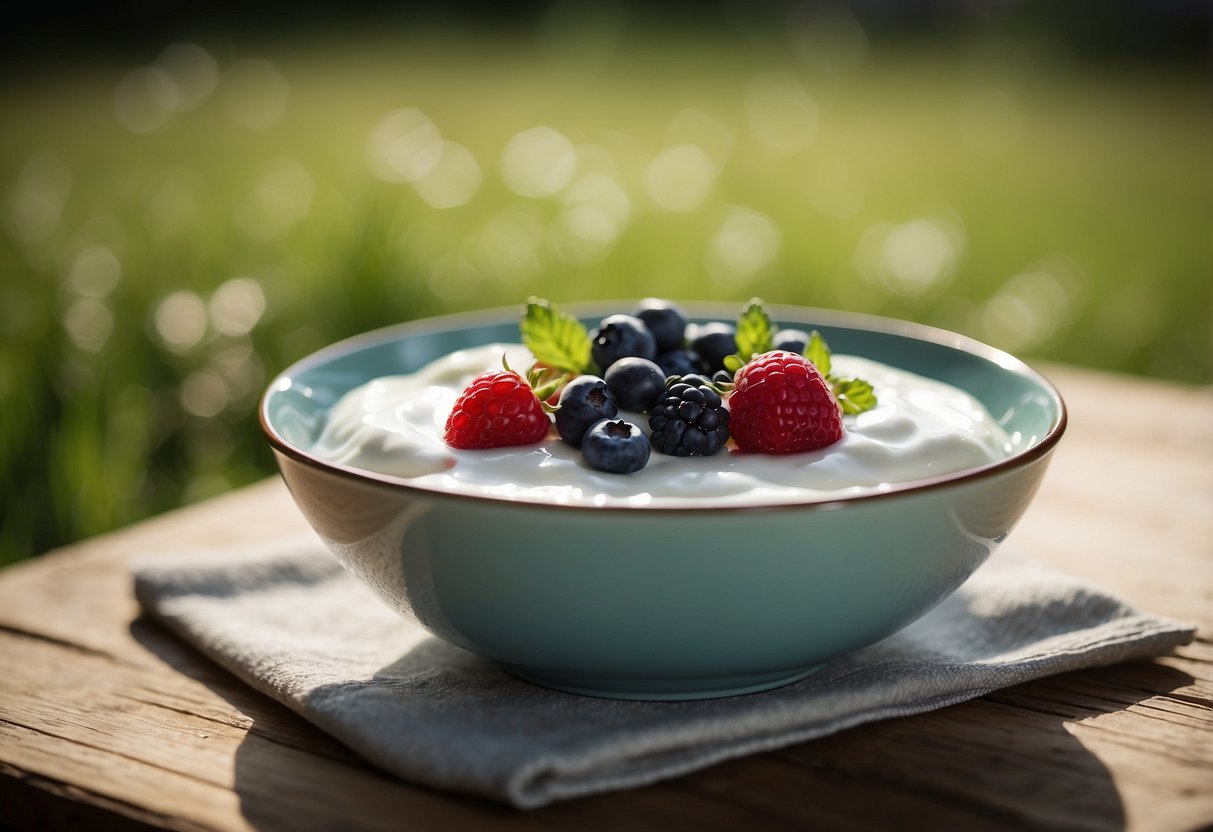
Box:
[676,373,713,389]
[648,375,730,457]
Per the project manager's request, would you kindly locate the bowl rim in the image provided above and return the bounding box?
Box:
[259,301,1067,515]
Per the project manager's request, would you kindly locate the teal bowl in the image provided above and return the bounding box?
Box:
[260,303,1066,700]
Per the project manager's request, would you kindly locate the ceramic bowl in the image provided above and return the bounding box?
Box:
[260,303,1066,700]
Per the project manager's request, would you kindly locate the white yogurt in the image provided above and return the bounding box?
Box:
[310,344,1013,507]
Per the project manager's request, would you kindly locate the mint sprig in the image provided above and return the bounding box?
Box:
[803,330,831,377]
[520,297,593,375]
[501,354,565,413]
[723,298,775,373]
[831,376,876,415]
[800,328,875,415]
[722,297,878,416]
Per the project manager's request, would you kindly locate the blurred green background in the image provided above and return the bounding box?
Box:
[1,2,1210,566]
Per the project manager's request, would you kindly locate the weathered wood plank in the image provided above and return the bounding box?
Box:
[2,610,1205,832]
[1009,365,1213,631]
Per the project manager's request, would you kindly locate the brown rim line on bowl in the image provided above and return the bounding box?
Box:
[259,302,1068,515]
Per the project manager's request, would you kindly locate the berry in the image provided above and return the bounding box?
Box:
[677,373,713,389]
[633,298,687,352]
[591,314,657,371]
[656,349,705,378]
[555,375,618,447]
[773,328,810,354]
[688,322,737,373]
[604,357,666,412]
[444,369,552,450]
[728,351,843,455]
[648,375,730,457]
[581,418,650,474]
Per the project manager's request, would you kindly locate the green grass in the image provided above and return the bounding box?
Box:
[1,29,1209,566]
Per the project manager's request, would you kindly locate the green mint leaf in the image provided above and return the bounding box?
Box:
[520,297,592,375]
[734,298,775,360]
[831,376,877,415]
[723,354,744,373]
[803,330,832,377]
[804,329,877,413]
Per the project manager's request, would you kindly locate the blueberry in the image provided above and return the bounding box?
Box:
[604,357,666,412]
[633,298,687,352]
[581,418,650,474]
[655,349,705,378]
[590,314,657,372]
[688,322,737,373]
[555,375,618,447]
[773,328,810,354]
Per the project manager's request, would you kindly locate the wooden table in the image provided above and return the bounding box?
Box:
[2,365,1210,831]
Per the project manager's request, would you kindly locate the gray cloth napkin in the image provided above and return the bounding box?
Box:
[132,537,1194,809]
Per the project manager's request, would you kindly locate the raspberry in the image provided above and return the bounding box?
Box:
[728,351,844,454]
[444,369,551,449]
[648,374,730,456]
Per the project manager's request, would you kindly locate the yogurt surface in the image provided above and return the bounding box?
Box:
[310,344,1014,508]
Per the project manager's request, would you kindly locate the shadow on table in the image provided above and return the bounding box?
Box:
[130,615,1190,830]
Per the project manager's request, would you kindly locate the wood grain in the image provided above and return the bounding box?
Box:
[1,364,1210,831]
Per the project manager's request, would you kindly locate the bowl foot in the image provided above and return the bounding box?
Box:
[501,663,826,701]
